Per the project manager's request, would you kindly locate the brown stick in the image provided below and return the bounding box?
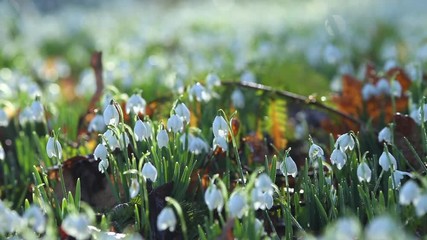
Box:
[222,81,362,126]
[88,51,104,112]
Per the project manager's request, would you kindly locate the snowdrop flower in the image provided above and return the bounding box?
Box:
[280,156,298,178]
[129,178,140,198]
[335,133,355,152]
[379,150,397,171]
[126,94,146,115]
[0,201,24,234]
[157,207,177,232]
[19,106,33,126]
[0,143,4,161]
[206,73,221,88]
[142,162,158,182]
[167,114,184,133]
[252,188,273,210]
[212,115,228,138]
[46,136,62,160]
[134,120,153,141]
[231,89,245,109]
[405,62,422,82]
[254,218,266,236]
[330,148,347,170]
[204,184,224,212]
[357,162,372,182]
[255,173,274,195]
[414,194,427,217]
[228,191,248,218]
[324,217,361,240]
[103,102,120,126]
[364,216,403,240]
[103,130,129,150]
[376,78,391,95]
[157,129,169,149]
[0,109,8,127]
[391,170,412,189]
[378,126,392,143]
[213,136,228,152]
[88,115,106,133]
[189,82,211,102]
[240,70,256,83]
[61,214,91,240]
[399,180,420,205]
[390,80,402,97]
[309,143,324,161]
[324,44,342,65]
[361,83,378,100]
[174,103,190,123]
[98,159,109,173]
[94,143,108,162]
[23,205,45,234]
[30,99,44,122]
[188,137,209,155]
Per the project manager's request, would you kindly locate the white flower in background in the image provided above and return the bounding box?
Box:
[103,102,120,126]
[213,136,228,152]
[157,129,169,149]
[252,188,273,210]
[330,148,347,170]
[204,184,224,212]
[129,178,140,198]
[189,82,211,102]
[206,73,221,88]
[379,150,397,171]
[309,143,324,161]
[405,62,422,82]
[391,170,412,189]
[335,133,355,152]
[414,194,427,217]
[142,162,158,182]
[61,213,91,240]
[228,191,248,218]
[94,144,108,162]
[46,136,63,160]
[126,94,146,115]
[30,99,44,122]
[399,180,420,205]
[19,106,33,126]
[364,216,403,240]
[376,78,391,95]
[0,143,5,161]
[378,126,392,143]
[157,207,177,232]
[0,200,24,234]
[323,44,342,65]
[280,156,298,177]
[174,103,190,123]
[255,173,274,194]
[23,205,45,234]
[384,59,398,72]
[98,159,109,173]
[324,217,361,240]
[88,115,106,133]
[167,114,184,133]
[188,137,209,155]
[0,109,8,127]
[212,115,228,138]
[357,162,372,183]
[390,80,402,97]
[361,83,378,100]
[231,89,245,109]
[240,70,256,83]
